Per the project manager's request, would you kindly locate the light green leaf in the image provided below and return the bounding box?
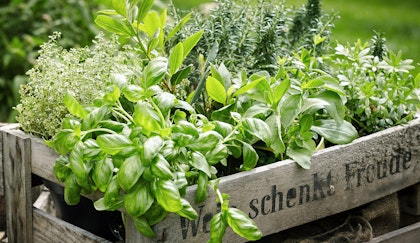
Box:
[242,118,272,145]
[206,76,227,105]
[273,79,291,105]
[167,13,191,42]
[97,134,133,155]
[137,0,154,23]
[95,15,132,36]
[190,151,212,177]
[279,94,302,129]
[143,57,168,88]
[226,208,262,241]
[64,93,88,119]
[154,179,183,212]
[233,77,264,97]
[241,142,258,171]
[133,216,157,238]
[182,30,204,58]
[286,146,313,169]
[169,43,184,75]
[177,198,198,220]
[118,154,144,191]
[133,101,162,134]
[125,182,154,217]
[142,11,161,38]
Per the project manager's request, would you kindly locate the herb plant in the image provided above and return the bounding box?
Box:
[37,0,358,241]
[22,0,420,241]
[328,34,420,135]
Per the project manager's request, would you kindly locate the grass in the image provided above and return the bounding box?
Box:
[286,0,420,74]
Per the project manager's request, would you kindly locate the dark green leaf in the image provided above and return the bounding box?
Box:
[300,114,313,133]
[170,66,192,86]
[133,216,157,238]
[69,142,90,188]
[53,156,71,182]
[104,176,123,208]
[64,174,81,205]
[145,203,168,226]
[205,144,229,165]
[186,131,222,152]
[50,129,80,155]
[241,142,258,171]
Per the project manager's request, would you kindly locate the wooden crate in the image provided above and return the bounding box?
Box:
[2,116,420,243]
[368,221,420,243]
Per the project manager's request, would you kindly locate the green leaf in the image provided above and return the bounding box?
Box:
[93,157,114,192]
[170,66,192,86]
[53,156,71,182]
[177,198,198,220]
[151,154,173,179]
[286,146,313,169]
[241,142,259,171]
[125,182,154,217]
[143,136,164,164]
[209,212,227,242]
[167,13,191,41]
[190,152,212,177]
[169,43,184,75]
[172,0,212,9]
[315,90,345,123]
[117,154,144,191]
[233,77,265,97]
[182,30,204,58]
[101,0,126,16]
[242,118,272,145]
[103,85,121,104]
[69,142,90,188]
[186,131,222,152]
[97,134,133,155]
[195,171,208,203]
[154,179,183,212]
[133,216,157,238]
[142,11,161,38]
[133,101,162,134]
[137,0,155,23]
[142,57,168,88]
[280,94,302,129]
[205,144,229,165]
[104,176,122,208]
[311,119,358,145]
[144,203,168,226]
[50,129,80,155]
[273,79,291,105]
[226,208,262,241]
[81,106,109,131]
[64,93,88,119]
[95,15,132,36]
[64,174,82,205]
[300,114,313,133]
[206,76,227,105]
[154,92,176,115]
[122,85,145,102]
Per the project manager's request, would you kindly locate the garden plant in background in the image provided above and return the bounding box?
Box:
[14,0,420,241]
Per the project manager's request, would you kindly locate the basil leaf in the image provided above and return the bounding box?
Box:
[154,179,183,212]
[81,106,109,130]
[142,57,168,88]
[190,152,212,177]
[133,101,162,134]
[209,212,227,242]
[241,142,259,171]
[151,154,173,179]
[226,208,262,241]
[125,182,154,217]
[186,131,222,152]
[133,216,157,238]
[69,142,90,188]
[286,146,313,170]
[242,118,272,145]
[177,198,198,220]
[104,176,122,208]
[170,66,192,86]
[144,203,168,226]
[64,174,81,206]
[64,93,87,119]
[53,156,71,182]
[95,15,132,36]
[143,136,164,165]
[117,154,144,192]
[97,134,132,155]
[205,144,229,165]
[195,171,208,203]
[93,157,114,192]
[50,129,80,155]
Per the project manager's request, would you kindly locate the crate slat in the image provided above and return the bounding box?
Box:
[368,221,420,243]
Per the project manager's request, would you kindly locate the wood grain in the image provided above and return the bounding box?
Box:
[2,125,33,243]
[33,207,111,243]
[367,221,420,243]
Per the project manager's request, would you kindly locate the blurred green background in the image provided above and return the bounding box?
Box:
[1,0,419,122]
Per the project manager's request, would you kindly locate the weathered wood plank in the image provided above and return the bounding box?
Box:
[33,207,111,243]
[2,126,33,243]
[0,124,5,196]
[367,221,420,243]
[127,118,420,242]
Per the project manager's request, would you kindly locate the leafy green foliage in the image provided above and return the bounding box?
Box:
[328,35,420,135]
[0,0,100,122]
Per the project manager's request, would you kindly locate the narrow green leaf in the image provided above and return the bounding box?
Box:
[233,77,264,97]
[273,79,291,105]
[195,171,208,203]
[169,43,184,75]
[95,15,132,36]
[206,76,227,105]
[182,30,204,58]
[166,13,191,42]
[137,0,155,23]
